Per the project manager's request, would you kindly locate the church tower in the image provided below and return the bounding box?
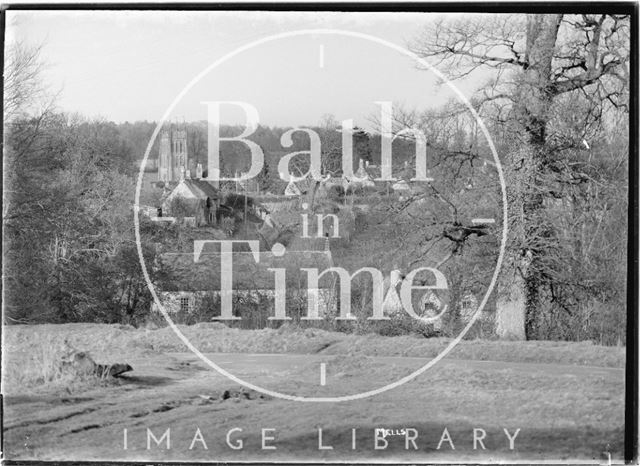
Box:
[158,131,172,182]
[172,129,188,180]
[157,127,188,183]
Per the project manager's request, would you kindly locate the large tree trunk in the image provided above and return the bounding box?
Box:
[495,15,562,340]
[495,254,528,339]
[495,145,537,340]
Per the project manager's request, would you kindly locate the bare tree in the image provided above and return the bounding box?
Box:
[410,14,630,339]
[4,40,59,123]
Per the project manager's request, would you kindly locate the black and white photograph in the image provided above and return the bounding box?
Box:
[2,4,637,463]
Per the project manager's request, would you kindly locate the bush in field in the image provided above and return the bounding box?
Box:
[368,313,441,338]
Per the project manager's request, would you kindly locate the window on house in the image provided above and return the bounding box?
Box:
[180,297,190,313]
[461,295,476,312]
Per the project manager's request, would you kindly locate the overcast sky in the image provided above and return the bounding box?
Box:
[6,11,487,128]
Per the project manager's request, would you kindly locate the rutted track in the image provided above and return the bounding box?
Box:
[3,351,624,462]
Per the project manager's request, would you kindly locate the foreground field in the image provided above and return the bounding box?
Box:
[2,323,625,462]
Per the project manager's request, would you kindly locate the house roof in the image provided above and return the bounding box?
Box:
[184,179,220,199]
[354,159,373,180]
[159,249,334,291]
[392,180,411,190]
[284,178,320,196]
[284,180,302,196]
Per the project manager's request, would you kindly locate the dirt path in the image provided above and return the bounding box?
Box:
[171,351,625,379]
[3,352,624,462]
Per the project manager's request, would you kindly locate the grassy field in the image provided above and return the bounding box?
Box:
[3,322,625,395]
[2,323,625,462]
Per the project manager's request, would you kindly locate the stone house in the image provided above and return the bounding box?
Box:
[161,179,220,227]
[152,246,336,320]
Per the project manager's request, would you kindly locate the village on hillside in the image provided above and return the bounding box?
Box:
[136,126,487,332]
[3,9,630,463]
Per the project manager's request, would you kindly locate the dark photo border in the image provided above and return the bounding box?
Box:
[1,2,637,464]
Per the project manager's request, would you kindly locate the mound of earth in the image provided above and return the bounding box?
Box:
[61,341,133,379]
